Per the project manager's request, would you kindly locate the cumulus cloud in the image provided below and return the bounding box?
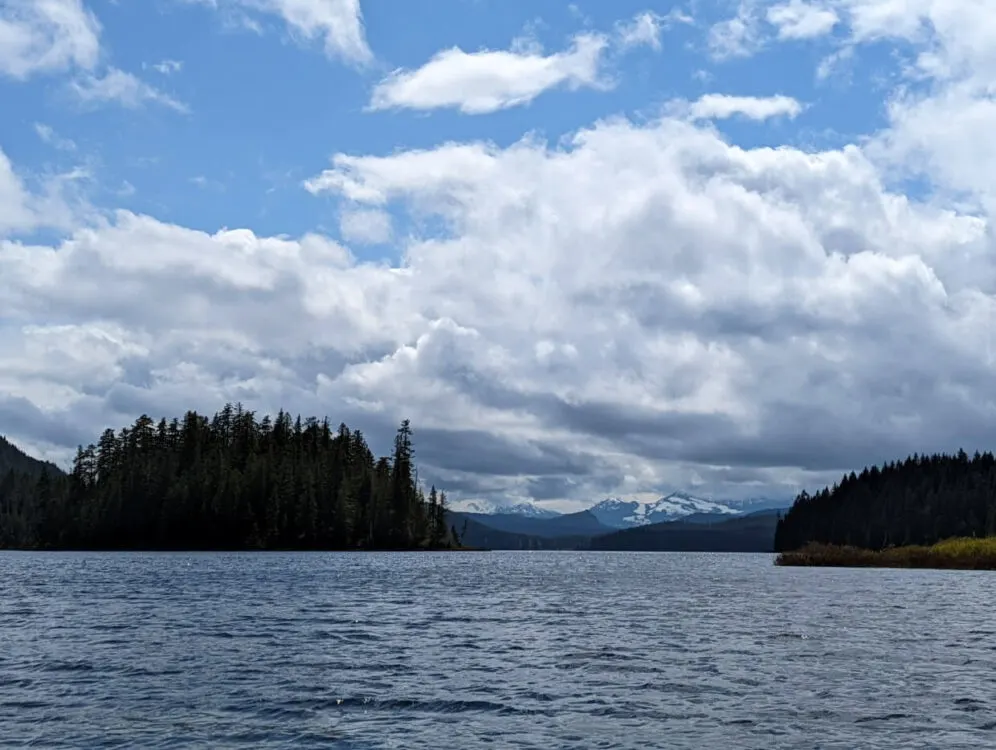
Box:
[0,148,87,235]
[766,0,838,40]
[0,0,101,79]
[4,89,995,507]
[845,0,996,214]
[0,152,36,234]
[369,33,610,114]
[339,208,393,244]
[686,93,803,120]
[69,67,189,112]
[5,0,996,510]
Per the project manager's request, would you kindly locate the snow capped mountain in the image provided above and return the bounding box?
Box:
[587,492,741,529]
[449,500,561,518]
[449,493,790,523]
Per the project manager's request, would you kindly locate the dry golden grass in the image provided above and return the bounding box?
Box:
[775,537,996,569]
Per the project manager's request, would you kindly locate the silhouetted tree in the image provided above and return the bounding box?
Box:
[0,405,457,551]
[775,449,996,551]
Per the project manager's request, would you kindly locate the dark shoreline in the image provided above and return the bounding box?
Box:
[775,538,996,570]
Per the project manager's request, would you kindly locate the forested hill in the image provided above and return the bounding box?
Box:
[0,436,62,477]
[0,404,457,551]
[774,450,996,552]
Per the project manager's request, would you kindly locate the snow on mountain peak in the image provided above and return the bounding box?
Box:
[448,500,561,518]
[501,502,561,518]
[588,492,741,528]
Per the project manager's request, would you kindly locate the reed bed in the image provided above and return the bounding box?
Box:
[775,537,996,569]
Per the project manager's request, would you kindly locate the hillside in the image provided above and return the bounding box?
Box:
[585,510,780,552]
[448,508,781,552]
[0,436,62,477]
[774,450,996,552]
[448,512,585,550]
[456,510,611,538]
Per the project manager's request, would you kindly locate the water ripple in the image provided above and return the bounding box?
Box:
[1,551,994,749]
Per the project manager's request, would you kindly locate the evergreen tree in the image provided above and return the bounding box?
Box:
[775,449,996,552]
[0,404,458,551]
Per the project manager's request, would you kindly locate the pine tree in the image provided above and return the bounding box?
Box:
[0,404,454,551]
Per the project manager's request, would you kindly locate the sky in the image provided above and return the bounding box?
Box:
[1,0,995,512]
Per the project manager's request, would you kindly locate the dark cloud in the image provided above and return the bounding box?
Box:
[414,427,595,478]
[0,396,93,450]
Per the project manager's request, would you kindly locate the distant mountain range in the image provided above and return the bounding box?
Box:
[588,492,740,528]
[451,491,792,528]
[453,500,561,518]
[446,491,792,552]
[447,508,783,552]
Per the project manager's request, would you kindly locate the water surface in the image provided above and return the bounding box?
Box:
[1,551,993,749]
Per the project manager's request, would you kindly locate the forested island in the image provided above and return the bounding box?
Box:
[0,404,459,551]
[774,450,996,568]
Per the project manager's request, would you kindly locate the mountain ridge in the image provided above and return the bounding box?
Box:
[453,492,792,527]
[451,500,561,518]
[0,436,63,478]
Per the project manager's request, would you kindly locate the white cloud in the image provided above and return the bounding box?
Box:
[69,67,189,112]
[368,33,610,114]
[34,122,77,151]
[766,0,839,40]
[259,0,371,63]
[0,148,88,235]
[192,0,372,64]
[190,175,225,191]
[617,12,663,51]
[835,0,996,212]
[815,44,853,80]
[0,0,101,79]
[3,95,995,505]
[615,9,692,50]
[687,93,804,120]
[339,208,393,244]
[151,58,183,74]
[0,151,36,234]
[6,0,996,508]
[708,1,764,60]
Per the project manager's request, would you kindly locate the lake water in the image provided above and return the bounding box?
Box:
[1,551,994,749]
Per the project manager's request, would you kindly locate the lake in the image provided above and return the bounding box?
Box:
[1,551,993,749]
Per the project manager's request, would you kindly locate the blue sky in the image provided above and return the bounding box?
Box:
[2,0,902,244]
[2,0,995,509]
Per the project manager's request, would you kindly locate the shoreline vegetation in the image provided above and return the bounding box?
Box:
[775,538,996,569]
[773,449,996,570]
[1,404,463,552]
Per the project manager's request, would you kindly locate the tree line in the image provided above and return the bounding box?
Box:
[0,403,459,550]
[774,449,996,551]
